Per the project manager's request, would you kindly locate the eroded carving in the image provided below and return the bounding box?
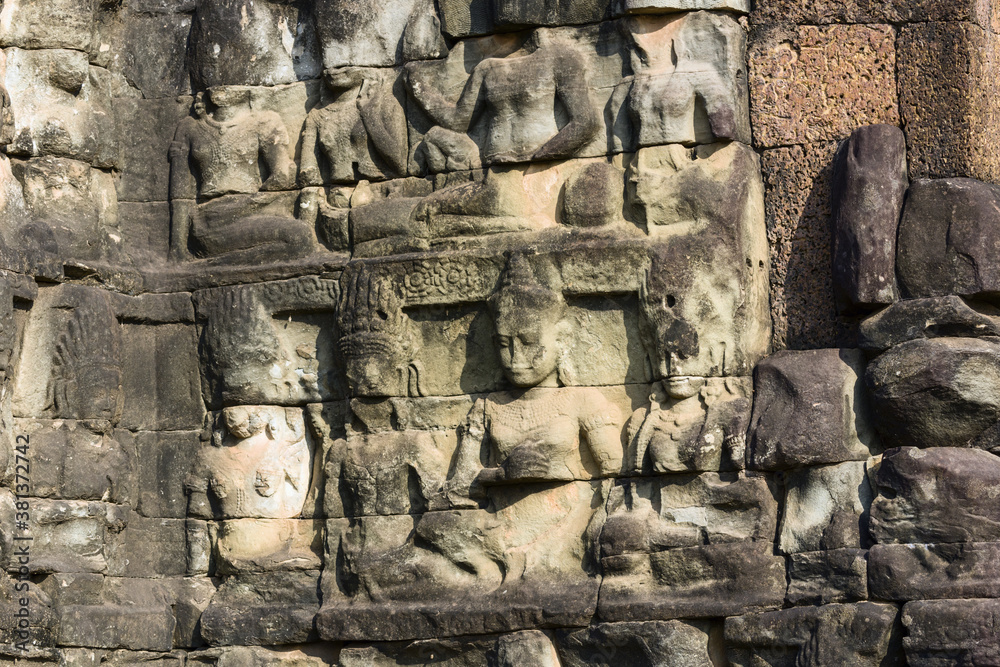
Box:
[169,86,313,263]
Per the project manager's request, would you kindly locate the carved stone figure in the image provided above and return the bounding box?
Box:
[186,406,311,520]
[298,68,407,185]
[337,263,424,397]
[322,255,623,635]
[619,12,748,148]
[628,377,751,474]
[48,289,123,423]
[405,28,600,166]
[168,86,313,263]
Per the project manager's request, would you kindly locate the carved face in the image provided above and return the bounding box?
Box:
[494,309,564,388]
[344,353,406,397]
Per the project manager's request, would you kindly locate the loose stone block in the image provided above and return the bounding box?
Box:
[748,349,875,470]
[903,599,1000,666]
[897,178,1000,300]
[787,549,868,606]
[866,337,1000,451]
[870,447,1000,544]
[869,542,1000,601]
[830,124,906,313]
[859,295,1000,353]
[725,603,900,667]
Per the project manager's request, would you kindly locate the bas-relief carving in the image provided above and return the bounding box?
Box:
[405,29,600,167]
[319,256,635,638]
[195,277,340,407]
[168,86,314,264]
[298,67,408,185]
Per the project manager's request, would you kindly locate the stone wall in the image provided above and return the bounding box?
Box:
[0,0,996,665]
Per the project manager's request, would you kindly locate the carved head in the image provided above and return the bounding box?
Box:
[639,251,699,379]
[337,264,420,397]
[489,254,571,388]
[207,85,251,109]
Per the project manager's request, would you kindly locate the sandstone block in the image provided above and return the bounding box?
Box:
[871,447,1000,544]
[787,549,868,606]
[830,124,906,313]
[134,432,200,519]
[557,621,713,667]
[599,542,785,622]
[0,0,95,50]
[725,603,900,667]
[897,178,1000,300]
[869,542,1000,601]
[779,460,872,553]
[866,337,1000,450]
[903,599,1000,666]
[859,295,1000,353]
[58,605,175,651]
[200,570,321,645]
[748,349,874,470]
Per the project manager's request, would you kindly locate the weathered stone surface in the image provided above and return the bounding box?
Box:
[779,461,872,554]
[194,278,341,407]
[725,603,900,667]
[859,295,1000,353]
[0,0,95,51]
[599,542,785,621]
[629,142,770,378]
[899,22,1000,184]
[602,473,777,558]
[831,124,906,313]
[115,97,193,203]
[761,141,844,350]
[869,542,1000,601]
[749,349,875,470]
[866,337,1000,451]
[871,447,1000,544]
[751,0,1000,25]
[135,432,200,519]
[313,0,445,68]
[4,49,118,168]
[15,500,127,574]
[200,570,321,645]
[787,549,868,606]
[0,572,58,649]
[114,515,187,579]
[120,323,204,431]
[14,421,136,505]
[188,0,321,89]
[116,11,192,99]
[749,24,898,149]
[558,621,713,667]
[897,179,1000,300]
[58,605,174,651]
[189,645,338,666]
[214,519,323,574]
[902,599,1000,666]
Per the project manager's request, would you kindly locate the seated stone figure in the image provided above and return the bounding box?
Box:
[338,255,623,606]
[168,86,313,263]
[298,67,407,185]
[405,28,600,166]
